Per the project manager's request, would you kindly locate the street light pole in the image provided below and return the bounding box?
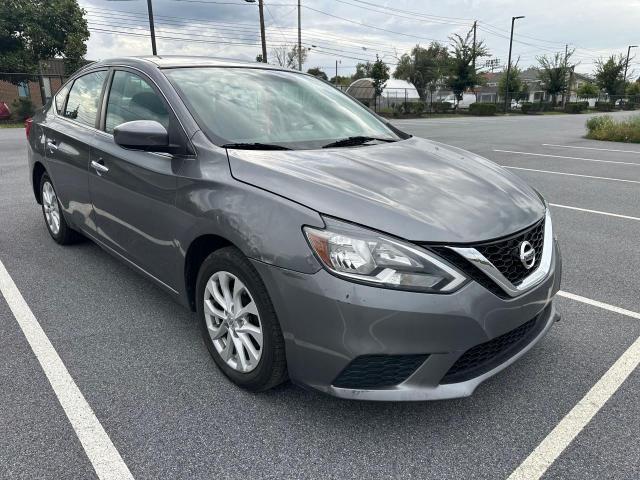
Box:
[504,15,524,113]
[146,0,157,55]
[623,45,637,83]
[298,0,302,71]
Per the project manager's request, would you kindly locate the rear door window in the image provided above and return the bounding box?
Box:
[63,71,107,127]
[105,70,169,134]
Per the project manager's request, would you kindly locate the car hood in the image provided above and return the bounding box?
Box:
[226,137,545,243]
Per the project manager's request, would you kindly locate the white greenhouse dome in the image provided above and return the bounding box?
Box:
[346,78,421,104]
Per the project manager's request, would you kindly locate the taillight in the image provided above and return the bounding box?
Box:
[25,117,33,139]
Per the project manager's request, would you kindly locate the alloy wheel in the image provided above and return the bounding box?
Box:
[203,271,263,373]
[42,181,61,235]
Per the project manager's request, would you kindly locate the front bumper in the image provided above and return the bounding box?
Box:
[252,239,561,401]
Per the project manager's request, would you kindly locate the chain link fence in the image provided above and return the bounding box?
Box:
[338,85,640,116]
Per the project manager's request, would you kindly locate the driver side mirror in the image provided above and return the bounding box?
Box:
[114,120,170,152]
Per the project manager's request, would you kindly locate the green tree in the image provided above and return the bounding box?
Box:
[394,42,450,99]
[0,0,89,82]
[627,81,640,96]
[307,67,328,81]
[536,50,575,105]
[498,63,523,100]
[369,55,389,111]
[329,74,352,86]
[445,31,489,103]
[352,62,373,80]
[594,55,627,97]
[576,82,599,97]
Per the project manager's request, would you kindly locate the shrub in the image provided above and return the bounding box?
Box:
[520,102,534,114]
[621,102,637,111]
[431,101,452,113]
[585,114,640,143]
[469,103,496,116]
[520,102,555,114]
[595,101,613,112]
[11,98,34,120]
[564,102,588,113]
[411,101,425,115]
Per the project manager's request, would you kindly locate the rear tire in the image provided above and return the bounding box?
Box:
[196,247,288,391]
[40,174,81,245]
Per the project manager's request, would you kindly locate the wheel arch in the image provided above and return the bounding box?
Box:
[184,234,235,311]
[32,161,47,204]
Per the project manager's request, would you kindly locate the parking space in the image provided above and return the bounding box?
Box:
[1,111,639,479]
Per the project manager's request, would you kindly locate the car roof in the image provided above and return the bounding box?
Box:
[88,55,294,72]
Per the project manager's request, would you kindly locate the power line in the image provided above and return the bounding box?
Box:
[301,5,446,43]
[86,18,390,60]
[346,0,474,23]
[85,6,400,55]
[332,0,471,27]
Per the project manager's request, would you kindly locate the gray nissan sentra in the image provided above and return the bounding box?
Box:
[27,56,561,401]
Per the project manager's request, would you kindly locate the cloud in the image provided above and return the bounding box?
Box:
[79,0,640,76]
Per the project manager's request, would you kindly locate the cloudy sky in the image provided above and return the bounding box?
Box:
[78,0,640,78]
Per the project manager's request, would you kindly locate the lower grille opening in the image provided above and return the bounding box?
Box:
[440,313,546,384]
[333,354,429,389]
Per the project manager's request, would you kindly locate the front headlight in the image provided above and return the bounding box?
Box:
[303,219,467,293]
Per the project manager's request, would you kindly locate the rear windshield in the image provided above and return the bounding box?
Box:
[164,67,400,149]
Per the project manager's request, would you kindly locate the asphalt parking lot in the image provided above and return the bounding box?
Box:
[1,110,639,479]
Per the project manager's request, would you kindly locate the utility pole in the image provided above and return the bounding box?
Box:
[562,44,568,107]
[335,59,341,84]
[504,15,524,113]
[258,0,267,63]
[624,45,638,83]
[245,0,267,62]
[298,0,302,71]
[472,21,477,72]
[146,0,157,55]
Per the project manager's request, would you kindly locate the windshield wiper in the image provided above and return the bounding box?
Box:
[221,142,291,151]
[321,136,397,149]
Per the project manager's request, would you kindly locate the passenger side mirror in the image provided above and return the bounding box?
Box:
[113,120,170,152]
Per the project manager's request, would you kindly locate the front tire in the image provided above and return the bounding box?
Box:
[196,247,288,391]
[40,174,80,245]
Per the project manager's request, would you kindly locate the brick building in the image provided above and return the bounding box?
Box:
[0,59,67,112]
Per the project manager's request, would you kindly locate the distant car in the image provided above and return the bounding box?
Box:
[443,93,477,109]
[26,56,561,401]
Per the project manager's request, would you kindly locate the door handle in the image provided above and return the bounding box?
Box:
[91,159,109,175]
[46,139,58,152]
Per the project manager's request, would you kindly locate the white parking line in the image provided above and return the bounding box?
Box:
[504,166,640,185]
[494,149,640,166]
[508,292,640,480]
[543,144,640,154]
[549,203,640,222]
[0,260,134,480]
[557,291,640,319]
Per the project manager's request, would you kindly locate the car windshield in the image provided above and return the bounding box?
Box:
[164,67,402,149]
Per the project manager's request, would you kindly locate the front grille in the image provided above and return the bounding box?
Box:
[440,313,545,384]
[432,247,507,298]
[475,219,545,285]
[428,218,545,297]
[332,354,429,389]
